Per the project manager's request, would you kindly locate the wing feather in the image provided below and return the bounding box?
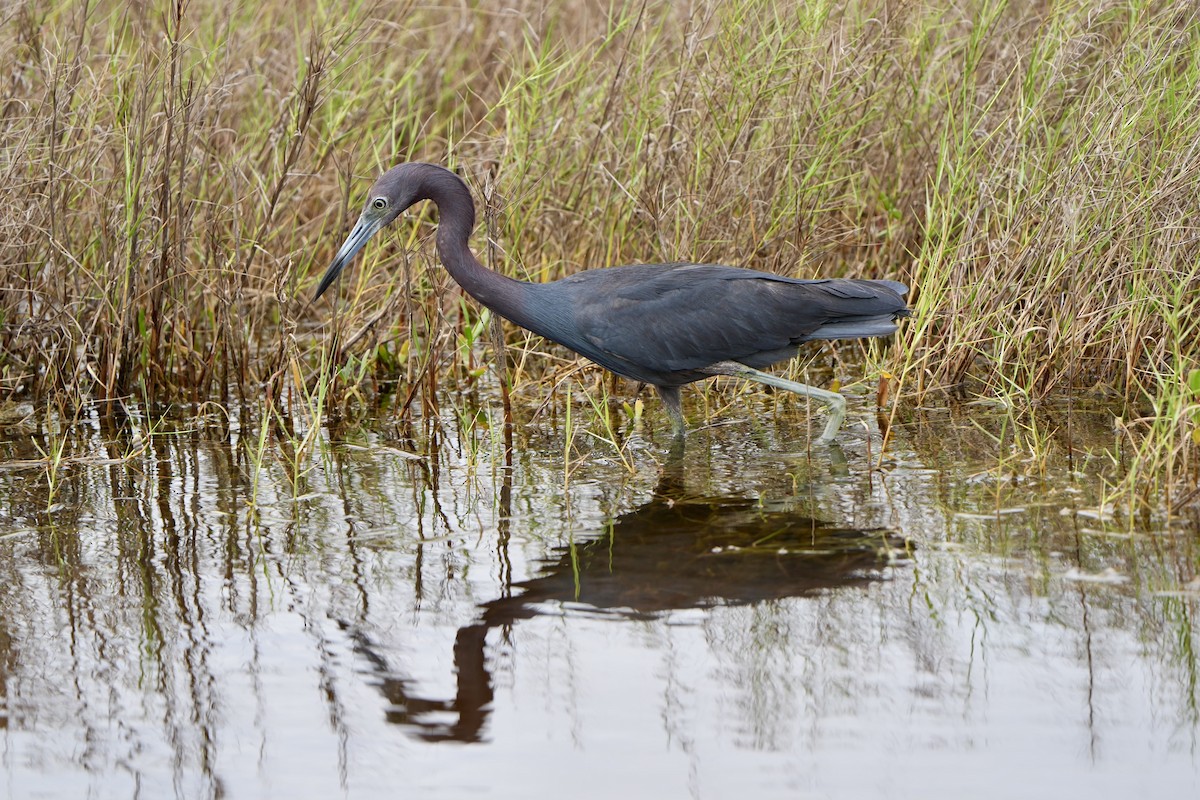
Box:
[558,264,908,383]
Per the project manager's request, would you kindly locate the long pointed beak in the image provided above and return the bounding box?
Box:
[314,213,384,299]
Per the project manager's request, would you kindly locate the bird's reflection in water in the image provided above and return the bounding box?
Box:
[353,453,909,742]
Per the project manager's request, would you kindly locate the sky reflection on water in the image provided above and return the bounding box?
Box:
[0,400,1197,799]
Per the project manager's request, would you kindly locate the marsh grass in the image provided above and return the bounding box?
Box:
[1,0,1198,509]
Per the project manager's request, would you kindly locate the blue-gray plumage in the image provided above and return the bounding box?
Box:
[316,163,911,442]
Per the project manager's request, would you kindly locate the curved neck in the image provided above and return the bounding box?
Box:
[420,167,529,319]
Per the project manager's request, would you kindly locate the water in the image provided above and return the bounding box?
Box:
[1,395,1197,799]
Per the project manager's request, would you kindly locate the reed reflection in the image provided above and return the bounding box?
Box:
[362,455,907,742]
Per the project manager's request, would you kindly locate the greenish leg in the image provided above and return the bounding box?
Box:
[705,361,847,444]
[655,385,686,438]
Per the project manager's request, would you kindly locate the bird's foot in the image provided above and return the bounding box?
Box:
[813,394,847,444]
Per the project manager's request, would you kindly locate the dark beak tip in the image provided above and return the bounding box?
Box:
[313,257,352,301]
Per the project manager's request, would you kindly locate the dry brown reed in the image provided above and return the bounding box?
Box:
[1,0,1197,506]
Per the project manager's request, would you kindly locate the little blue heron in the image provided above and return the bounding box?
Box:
[316,163,911,442]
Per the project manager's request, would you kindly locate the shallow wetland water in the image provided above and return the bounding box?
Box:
[1,393,1198,798]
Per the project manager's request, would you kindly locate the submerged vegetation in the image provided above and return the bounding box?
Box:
[1,0,1198,508]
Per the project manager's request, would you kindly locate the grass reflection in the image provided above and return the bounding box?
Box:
[0,402,1194,796]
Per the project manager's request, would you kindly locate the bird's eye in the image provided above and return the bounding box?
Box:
[372,197,387,210]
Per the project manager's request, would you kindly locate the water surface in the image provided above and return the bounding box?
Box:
[1,396,1197,798]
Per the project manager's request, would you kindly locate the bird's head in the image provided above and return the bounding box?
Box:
[314,164,430,299]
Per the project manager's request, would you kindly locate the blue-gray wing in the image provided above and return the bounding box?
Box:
[559,263,908,384]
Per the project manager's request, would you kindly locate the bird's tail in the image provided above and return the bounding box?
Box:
[874,280,909,298]
[804,279,911,340]
[803,316,905,340]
